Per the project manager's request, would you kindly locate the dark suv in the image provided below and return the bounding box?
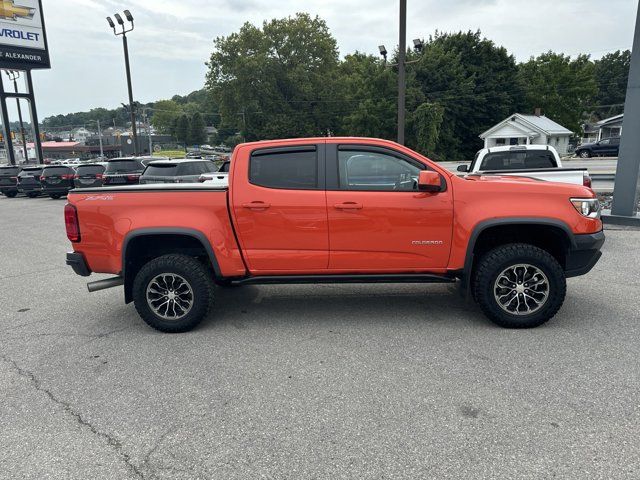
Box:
[140,159,217,184]
[102,157,158,186]
[0,165,21,197]
[74,163,106,188]
[41,165,76,199]
[575,137,620,158]
[17,166,44,197]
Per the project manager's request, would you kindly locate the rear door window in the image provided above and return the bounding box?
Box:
[249,148,318,190]
[480,151,556,170]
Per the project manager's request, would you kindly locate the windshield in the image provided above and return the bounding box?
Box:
[43,167,74,176]
[144,164,178,176]
[105,160,143,173]
[76,165,104,175]
[0,167,20,176]
[18,169,42,177]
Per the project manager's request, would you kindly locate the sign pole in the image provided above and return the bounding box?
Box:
[0,75,16,165]
[26,70,43,164]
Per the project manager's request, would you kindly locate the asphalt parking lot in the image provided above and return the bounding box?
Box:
[1,194,639,479]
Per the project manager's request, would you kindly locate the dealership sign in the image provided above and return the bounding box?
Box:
[0,0,49,69]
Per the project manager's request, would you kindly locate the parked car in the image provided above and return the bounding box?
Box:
[102,157,160,186]
[575,137,620,158]
[41,165,76,199]
[66,137,604,333]
[457,145,591,187]
[185,151,203,159]
[139,159,218,184]
[17,166,44,197]
[0,165,21,197]
[73,163,106,189]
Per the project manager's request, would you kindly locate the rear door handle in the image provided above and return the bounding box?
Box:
[334,202,363,210]
[242,201,271,210]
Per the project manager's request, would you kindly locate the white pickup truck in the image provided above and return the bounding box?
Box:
[457,145,592,187]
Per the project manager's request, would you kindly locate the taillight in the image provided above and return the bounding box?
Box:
[95,173,103,180]
[74,174,80,179]
[127,174,140,181]
[10,176,17,181]
[583,174,592,188]
[64,203,80,242]
[62,174,74,180]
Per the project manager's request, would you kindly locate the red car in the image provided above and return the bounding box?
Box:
[65,137,604,332]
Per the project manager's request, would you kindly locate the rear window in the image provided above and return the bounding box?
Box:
[480,150,557,170]
[18,168,42,177]
[0,167,20,176]
[144,164,178,176]
[76,165,105,175]
[249,148,318,190]
[105,160,143,173]
[43,166,74,175]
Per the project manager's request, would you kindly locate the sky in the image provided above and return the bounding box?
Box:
[30,0,639,119]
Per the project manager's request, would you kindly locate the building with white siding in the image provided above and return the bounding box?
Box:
[479,113,573,154]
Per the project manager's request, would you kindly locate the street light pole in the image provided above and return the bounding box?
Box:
[97,120,104,157]
[107,10,139,156]
[397,0,407,145]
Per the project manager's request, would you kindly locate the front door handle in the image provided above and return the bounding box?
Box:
[242,201,271,210]
[334,202,363,210]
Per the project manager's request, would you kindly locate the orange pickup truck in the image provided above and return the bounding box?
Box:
[65,137,604,332]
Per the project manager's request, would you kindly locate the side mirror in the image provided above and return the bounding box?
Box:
[418,170,442,192]
[456,164,469,173]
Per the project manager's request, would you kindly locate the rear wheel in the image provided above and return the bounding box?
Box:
[133,254,214,333]
[472,244,566,328]
[579,150,591,158]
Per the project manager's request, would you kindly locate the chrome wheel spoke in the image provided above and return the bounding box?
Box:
[146,273,194,321]
[493,264,549,316]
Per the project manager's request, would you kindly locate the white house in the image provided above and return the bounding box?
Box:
[71,127,92,144]
[480,113,573,155]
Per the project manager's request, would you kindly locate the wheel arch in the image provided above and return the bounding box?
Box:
[461,218,575,295]
[121,228,221,303]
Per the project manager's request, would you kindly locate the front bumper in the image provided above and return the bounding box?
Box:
[565,230,605,278]
[66,252,91,277]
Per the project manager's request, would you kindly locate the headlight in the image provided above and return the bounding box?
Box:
[570,198,600,218]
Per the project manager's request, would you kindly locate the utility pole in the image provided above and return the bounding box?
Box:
[610,1,640,219]
[97,120,104,157]
[107,11,139,156]
[397,0,407,145]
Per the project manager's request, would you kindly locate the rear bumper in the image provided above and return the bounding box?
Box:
[43,186,72,194]
[565,230,605,278]
[18,184,42,193]
[66,252,91,277]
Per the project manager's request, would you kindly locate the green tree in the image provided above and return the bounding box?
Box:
[593,50,630,118]
[151,99,181,134]
[175,115,190,146]
[189,112,207,145]
[411,102,445,156]
[518,52,597,134]
[205,13,344,140]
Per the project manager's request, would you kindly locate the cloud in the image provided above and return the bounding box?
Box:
[32,0,636,118]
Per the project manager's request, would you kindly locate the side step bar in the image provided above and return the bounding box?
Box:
[87,276,124,292]
[230,273,456,286]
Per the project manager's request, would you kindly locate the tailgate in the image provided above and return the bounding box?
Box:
[477,168,588,185]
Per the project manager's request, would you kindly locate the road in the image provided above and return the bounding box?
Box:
[1,196,639,479]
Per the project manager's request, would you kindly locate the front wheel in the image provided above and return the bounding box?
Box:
[472,244,566,328]
[579,150,591,158]
[133,254,214,333]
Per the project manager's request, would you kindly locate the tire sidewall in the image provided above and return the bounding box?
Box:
[133,255,212,332]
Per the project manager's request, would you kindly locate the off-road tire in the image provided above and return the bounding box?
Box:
[133,254,214,333]
[472,243,566,328]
